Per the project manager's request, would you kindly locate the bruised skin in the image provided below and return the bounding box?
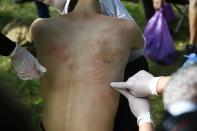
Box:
[31,13,143,131]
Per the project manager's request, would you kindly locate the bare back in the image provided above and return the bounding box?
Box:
[31,13,144,131]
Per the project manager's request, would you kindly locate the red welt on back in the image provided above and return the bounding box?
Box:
[47,44,70,63]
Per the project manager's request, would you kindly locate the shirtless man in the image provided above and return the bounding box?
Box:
[30,0,144,131]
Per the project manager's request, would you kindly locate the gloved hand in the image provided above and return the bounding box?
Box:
[111,70,160,97]
[9,43,46,80]
[130,0,139,3]
[182,53,197,68]
[114,88,154,126]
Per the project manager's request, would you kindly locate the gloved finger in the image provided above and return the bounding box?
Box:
[114,88,131,99]
[33,59,47,73]
[110,82,129,89]
[38,64,47,73]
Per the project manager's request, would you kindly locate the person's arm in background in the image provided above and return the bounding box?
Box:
[111,70,170,97]
[188,0,197,48]
[0,32,46,80]
[184,0,197,55]
[113,88,155,131]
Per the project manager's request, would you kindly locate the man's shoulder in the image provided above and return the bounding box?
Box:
[99,15,134,26]
[30,18,48,35]
[102,16,139,34]
[30,17,60,30]
[104,17,144,50]
[30,17,62,37]
[113,19,141,37]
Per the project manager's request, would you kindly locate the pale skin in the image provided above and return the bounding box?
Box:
[30,0,144,131]
[153,0,165,10]
[157,76,171,95]
[139,123,154,131]
[189,0,197,45]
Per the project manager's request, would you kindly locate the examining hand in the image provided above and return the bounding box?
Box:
[10,43,46,80]
[111,70,160,97]
[114,88,154,126]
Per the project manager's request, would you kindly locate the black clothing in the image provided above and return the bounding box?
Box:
[34,1,50,18]
[158,110,197,131]
[185,44,197,55]
[40,123,46,131]
[0,33,16,56]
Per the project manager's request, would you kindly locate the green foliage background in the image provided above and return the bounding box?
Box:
[0,0,189,127]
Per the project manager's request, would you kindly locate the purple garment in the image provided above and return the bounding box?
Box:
[144,7,176,65]
[163,3,176,23]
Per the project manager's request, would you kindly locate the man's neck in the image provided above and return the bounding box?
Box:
[72,0,101,15]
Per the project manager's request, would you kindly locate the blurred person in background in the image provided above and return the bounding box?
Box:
[141,0,197,57]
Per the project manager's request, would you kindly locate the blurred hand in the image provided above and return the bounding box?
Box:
[182,53,197,68]
[10,44,46,80]
[111,70,160,97]
[114,88,154,126]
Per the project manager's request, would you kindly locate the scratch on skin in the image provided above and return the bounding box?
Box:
[82,47,122,84]
[86,40,104,51]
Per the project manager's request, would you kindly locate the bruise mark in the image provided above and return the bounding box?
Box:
[98,48,122,64]
[106,48,122,62]
[89,49,122,84]
[83,48,122,84]
[81,56,109,85]
[47,44,70,63]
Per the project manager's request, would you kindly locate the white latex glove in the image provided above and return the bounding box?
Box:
[111,70,160,97]
[115,88,154,126]
[9,43,46,80]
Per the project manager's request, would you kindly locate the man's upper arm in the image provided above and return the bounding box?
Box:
[126,23,145,61]
[129,25,144,51]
